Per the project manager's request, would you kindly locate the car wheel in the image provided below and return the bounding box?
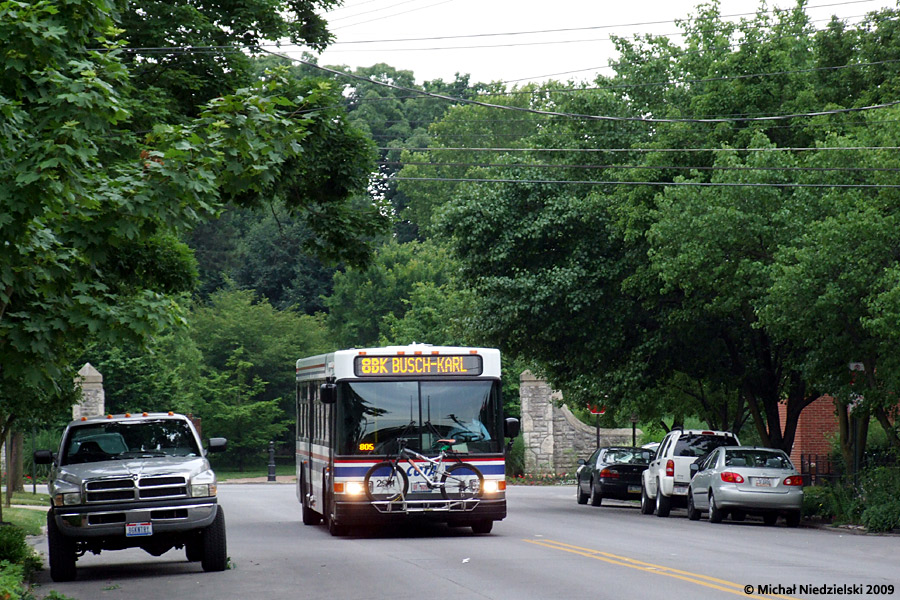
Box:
[589,479,603,507]
[762,512,778,526]
[785,510,801,528]
[687,491,701,521]
[201,506,228,572]
[708,493,724,523]
[576,478,589,505]
[47,514,77,582]
[640,483,655,515]
[655,481,671,517]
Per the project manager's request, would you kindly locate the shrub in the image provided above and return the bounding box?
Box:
[801,485,834,521]
[0,561,26,600]
[0,526,29,565]
[506,435,524,478]
[857,466,900,533]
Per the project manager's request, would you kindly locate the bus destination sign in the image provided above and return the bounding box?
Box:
[354,354,483,377]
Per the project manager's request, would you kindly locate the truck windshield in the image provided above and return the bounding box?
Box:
[337,380,502,455]
[61,420,201,465]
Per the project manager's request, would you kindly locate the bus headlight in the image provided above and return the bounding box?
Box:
[483,480,500,494]
[345,481,366,496]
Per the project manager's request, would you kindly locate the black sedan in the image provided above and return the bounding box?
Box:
[576,446,653,506]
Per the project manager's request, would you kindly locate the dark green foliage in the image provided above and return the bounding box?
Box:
[0,526,29,564]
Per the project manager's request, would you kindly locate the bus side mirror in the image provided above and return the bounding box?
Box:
[320,383,337,404]
[504,417,520,438]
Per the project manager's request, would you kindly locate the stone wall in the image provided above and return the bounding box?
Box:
[73,363,105,420]
[520,370,639,475]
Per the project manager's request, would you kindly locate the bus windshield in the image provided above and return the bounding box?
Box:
[337,379,502,455]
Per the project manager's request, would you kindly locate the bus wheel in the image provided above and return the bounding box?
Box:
[300,473,321,526]
[471,520,493,534]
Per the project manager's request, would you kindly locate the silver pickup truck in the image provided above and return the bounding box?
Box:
[34,412,227,582]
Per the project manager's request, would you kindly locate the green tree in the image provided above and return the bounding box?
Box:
[325,240,458,348]
[192,350,287,471]
[1,0,382,495]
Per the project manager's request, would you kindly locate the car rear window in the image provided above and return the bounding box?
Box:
[673,433,736,458]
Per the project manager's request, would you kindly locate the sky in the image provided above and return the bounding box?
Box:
[293,0,896,85]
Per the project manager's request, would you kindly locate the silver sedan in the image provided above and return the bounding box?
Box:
[687,446,803,527]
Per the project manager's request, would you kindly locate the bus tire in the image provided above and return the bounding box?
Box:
[364,462,408,502]
[471,520,493,534]
[300,472,321,525]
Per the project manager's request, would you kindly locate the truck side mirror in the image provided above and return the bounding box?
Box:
[504,417,520,438]
[207,437,228,453]
[33,450,54,464]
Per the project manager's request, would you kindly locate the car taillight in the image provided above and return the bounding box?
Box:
[720,472,745,483]
[665,459,674,477]
[783,476,804,486]
[599,468,619,479]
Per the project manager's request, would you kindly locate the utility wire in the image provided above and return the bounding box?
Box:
[379,161,900,173]
[390,176,900,188]
[381,145,900,153]
[261,47,900,124]
[329,0,880,44]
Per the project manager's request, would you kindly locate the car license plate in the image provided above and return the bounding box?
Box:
[126,522,153,537]
[628,485,641,494]
[753,478,773,488]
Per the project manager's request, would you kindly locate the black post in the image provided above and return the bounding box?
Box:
[595,413,600,449]
[267,441,276,482]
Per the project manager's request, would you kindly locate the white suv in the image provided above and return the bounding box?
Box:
[640,428,739,517]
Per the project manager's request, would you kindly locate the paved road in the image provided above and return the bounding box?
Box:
[31,484,899,600]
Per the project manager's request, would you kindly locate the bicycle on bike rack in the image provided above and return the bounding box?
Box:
[363,438,484,506]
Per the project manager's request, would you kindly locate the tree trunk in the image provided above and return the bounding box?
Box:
[873,405,900,451]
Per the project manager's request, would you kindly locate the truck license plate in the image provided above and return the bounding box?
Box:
[628,485,641,494]
[126,522,153,537]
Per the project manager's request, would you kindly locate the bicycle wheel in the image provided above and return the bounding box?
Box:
[364,461,409,502]
[440,463,484,501]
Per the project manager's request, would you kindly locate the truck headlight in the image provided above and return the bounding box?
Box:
[190,470,217,497]
[54,492,82,506]
[190,483,217,497]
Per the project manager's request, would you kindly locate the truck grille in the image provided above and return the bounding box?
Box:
[84,476,188,503]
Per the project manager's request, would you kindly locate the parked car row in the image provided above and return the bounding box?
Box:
[575,428,804,527]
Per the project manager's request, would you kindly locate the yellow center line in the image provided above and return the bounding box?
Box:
[523,539,800,600]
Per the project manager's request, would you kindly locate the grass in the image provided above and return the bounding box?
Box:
[9,491,50,507]
[1,507,46,536]
[214,463,295,481]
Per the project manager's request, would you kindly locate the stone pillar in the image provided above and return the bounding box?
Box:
[521,370,555,475]
[73,363,105,420]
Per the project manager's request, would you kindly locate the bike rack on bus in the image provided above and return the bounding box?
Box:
[371,498,480,514]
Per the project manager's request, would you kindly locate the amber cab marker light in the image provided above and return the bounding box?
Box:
[106,414,113,419]
[168,411,174,416]
[358,351,367,355]
[80,417,87,421]
[469,349,478,354]
[142,412,149,417]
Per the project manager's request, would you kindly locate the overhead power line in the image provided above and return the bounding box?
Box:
[262,48,900,124]
[382,146,900,153]
[330,0,880,45]
[379,160,900,173]
[390,176,900,189]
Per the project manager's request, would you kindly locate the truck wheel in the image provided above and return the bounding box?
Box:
[201,506,228,572]
[47,514,77,582]
[655,481,672,517]
[185,534,203,562]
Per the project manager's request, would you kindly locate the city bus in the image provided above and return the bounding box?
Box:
[295,343,519,536]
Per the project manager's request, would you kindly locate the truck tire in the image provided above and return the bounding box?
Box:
[47,513,77,582]
[201,506,228,572]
